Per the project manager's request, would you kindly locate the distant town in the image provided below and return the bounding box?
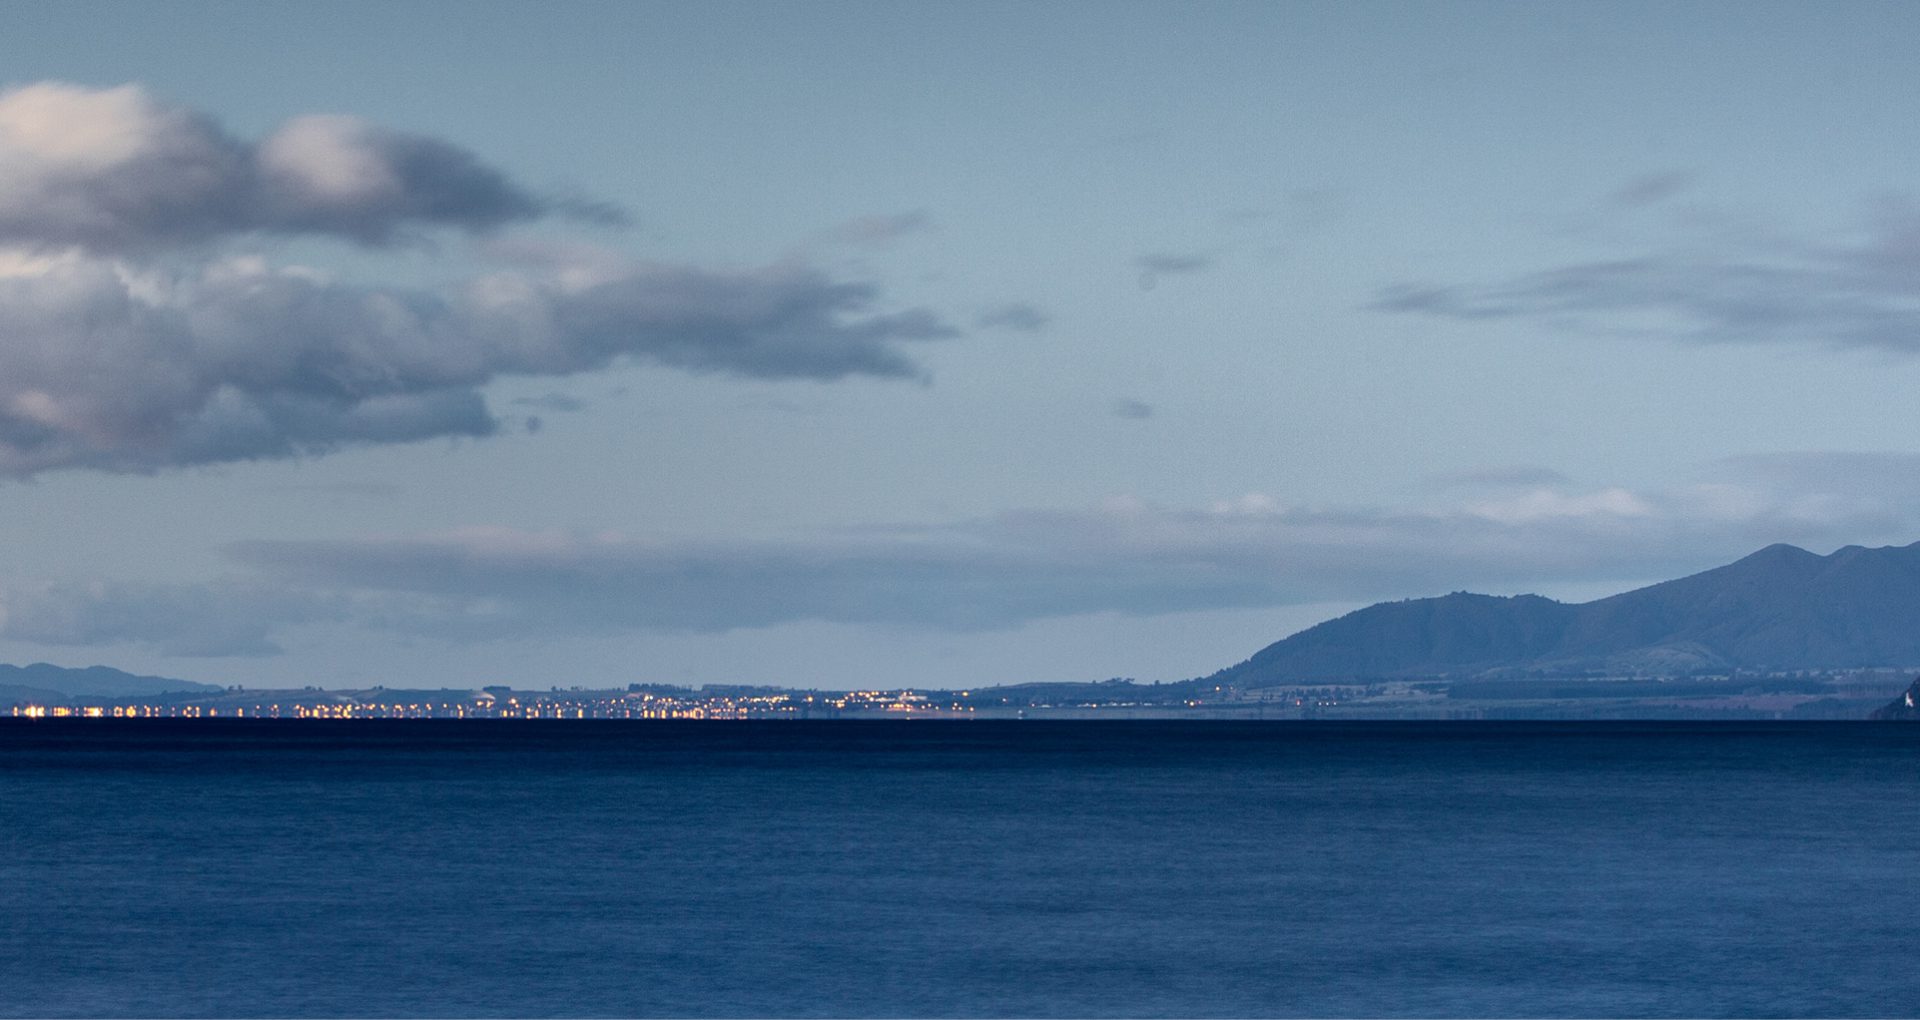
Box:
[13,541,1920,722]
[7,669,1913,721]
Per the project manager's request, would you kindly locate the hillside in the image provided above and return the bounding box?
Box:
[1870,678,1920,720]
[1207,542,1920,684]
[0,663,219,700]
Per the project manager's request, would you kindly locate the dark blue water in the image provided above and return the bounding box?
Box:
[2,720,1916,1018]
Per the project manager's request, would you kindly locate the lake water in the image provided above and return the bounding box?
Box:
[1,719,1916,1017]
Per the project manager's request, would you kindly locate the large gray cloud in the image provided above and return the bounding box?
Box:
[1374,198,1920,354]
[0,250,954,474]
[0,82,565,251]
[0,83,957,475]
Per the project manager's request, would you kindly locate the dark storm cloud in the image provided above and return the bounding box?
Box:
[0,253,955,475]
[1374,198,1920,355]
[0,83,574,251]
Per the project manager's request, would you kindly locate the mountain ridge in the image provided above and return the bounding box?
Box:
[0,663,220,699]
[1207,541,1920,685]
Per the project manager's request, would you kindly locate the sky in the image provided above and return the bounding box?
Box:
[4,0,1920,690]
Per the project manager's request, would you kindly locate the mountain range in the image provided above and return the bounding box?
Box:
[1207,541,1920,684]
[0,663,220,704]
[9,542,1920,703]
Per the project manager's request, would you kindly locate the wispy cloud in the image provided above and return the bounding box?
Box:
[1375,194,1920,355]
[1426,465,1573,490]
[1609,171,1693,208]
[974,302,1050,332]
[1111,397,1154,420]
[261,481,403,499]
[1136,251,1213,289]
[821,210,931,248]
[510,393,588,413]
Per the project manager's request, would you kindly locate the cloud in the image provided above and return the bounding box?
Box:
[251,113,549,243]
[227,518,1365,636]
[510,393,588,413]
[1136,252,1213,290]
[822,211,930,247]
[1426,465,1573,489]
[10,451,1919,655]
[177,451,1920,647]
[0,249,956,475]
[1112,397,1154,420]
[0,83,967,476]
[1374,196,1920,355]
[1696,451,1920,529]
[1610,171,1693,208]
[0,82,573,251]
[1710,450,1920,489]
[1136,253,1212,274]
[974,302,1049,331]
[0,578,338,657]
[1221,189,1349,238]
[263,481,402,499]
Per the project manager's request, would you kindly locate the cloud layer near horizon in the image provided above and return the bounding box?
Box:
[0,83,957,475]
[8,451,1918,658]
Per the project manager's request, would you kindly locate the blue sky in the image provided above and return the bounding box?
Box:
[3,1,1920,689]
